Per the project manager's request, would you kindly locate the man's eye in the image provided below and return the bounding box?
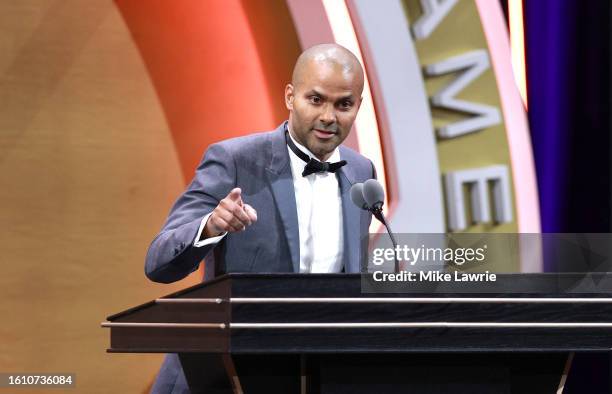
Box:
[310,96,321,104]
[340,101,352,109]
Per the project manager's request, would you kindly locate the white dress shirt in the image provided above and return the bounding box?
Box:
[193,131,344,273]
[287,132,344,273]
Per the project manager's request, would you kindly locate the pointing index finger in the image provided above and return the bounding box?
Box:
[228,187,243,205]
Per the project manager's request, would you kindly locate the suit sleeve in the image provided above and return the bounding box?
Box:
[144,143,236,283]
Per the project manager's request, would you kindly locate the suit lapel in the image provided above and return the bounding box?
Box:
[337,161,361,273]
[266,124,300,273]
[265,124,362,274]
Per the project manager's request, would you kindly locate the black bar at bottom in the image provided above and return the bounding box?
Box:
[179,352,569,394]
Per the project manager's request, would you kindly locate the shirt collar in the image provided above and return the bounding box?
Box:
[286,126,341,168]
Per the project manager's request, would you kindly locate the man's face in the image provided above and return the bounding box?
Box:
[285,61,363,161]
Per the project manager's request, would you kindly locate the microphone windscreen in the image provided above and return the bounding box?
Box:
[350,183,369,210]
[363,179,385,207]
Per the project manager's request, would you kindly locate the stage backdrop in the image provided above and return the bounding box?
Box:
[0,0,534,392]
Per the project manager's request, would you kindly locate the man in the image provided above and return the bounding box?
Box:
[147,43,375,393]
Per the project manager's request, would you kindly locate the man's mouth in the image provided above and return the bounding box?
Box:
[313,129,337,140]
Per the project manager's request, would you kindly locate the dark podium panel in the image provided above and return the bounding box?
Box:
[102,273,612,393]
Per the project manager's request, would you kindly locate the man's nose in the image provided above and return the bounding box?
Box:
[319,104,336,125]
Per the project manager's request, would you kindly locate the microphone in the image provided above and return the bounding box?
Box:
[351,179,400,272]
[350,183,369,210]
[362,179,385,211]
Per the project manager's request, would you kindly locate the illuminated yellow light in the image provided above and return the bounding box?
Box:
[321,0,387,233]
[509,0,528,108]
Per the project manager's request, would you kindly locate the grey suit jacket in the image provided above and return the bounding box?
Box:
[146,122,375,394]
[145,122,375,284]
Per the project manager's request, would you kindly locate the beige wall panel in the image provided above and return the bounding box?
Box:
[0,1,200,392]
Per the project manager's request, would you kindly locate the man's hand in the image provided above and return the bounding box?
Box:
[203,188,258,238]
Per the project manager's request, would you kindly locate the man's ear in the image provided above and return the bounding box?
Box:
[285,84,294,110]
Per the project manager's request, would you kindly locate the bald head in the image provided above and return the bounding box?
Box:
[291,44,364,94]
[285,43,365,161]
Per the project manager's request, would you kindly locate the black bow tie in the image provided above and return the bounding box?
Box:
[285,128,347,177]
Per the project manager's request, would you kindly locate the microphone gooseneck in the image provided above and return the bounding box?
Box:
[351,179,400,273]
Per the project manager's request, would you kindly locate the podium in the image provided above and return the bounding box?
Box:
[102,273,612,393]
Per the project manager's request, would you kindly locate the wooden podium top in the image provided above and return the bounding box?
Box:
[103,273,612,354]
